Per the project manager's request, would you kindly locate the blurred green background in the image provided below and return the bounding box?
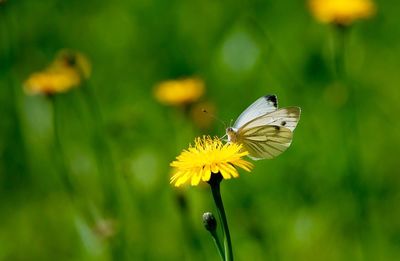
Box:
[1,0,400,260]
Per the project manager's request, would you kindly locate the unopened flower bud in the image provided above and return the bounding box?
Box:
[202,212,217,232]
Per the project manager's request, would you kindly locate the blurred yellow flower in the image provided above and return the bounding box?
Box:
[170,136,253,187]
[309,0,375,25]
[24,50,91,95]
[24,69,80,95]
[154,78,204,106]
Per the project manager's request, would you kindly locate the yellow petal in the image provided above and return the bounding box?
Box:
[202,165,212,181]
[211,163,218,173]
[191,169,202,186]
[219,167,231,179]
[221,164,239,178]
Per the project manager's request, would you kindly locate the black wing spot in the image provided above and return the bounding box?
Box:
[274,126,280,131]
[264,95,278,108]
[281,121,287,126]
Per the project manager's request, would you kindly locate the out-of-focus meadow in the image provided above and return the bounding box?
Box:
[1,0,400,260]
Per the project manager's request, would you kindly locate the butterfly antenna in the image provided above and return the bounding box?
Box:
[202,108,226,128]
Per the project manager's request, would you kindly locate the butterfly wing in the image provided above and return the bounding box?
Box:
[239,106,301,132]
[237,125,293,160]
[233,95,278,129]
[236,107,301,160]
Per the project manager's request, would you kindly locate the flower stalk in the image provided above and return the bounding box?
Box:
[208,173,233,261]
[331,25,348,80]
[49,95,74,196]
[203,212,225,261]
[80,81,118,214]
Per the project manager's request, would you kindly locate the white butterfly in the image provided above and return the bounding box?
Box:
[226,95,301,160]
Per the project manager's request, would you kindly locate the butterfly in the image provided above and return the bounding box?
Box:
[226,95,301,160]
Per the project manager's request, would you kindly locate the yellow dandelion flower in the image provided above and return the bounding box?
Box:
[170,136,253,187]
[24,68,81,95]
[24,50,91,95]
[309,0,376,25]
[154,78,204,106]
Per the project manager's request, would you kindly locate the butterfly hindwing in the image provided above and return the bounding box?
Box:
[238,125,293,160]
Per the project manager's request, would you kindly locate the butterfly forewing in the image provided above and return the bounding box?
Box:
[238,125,293,160]
[239,106,300,132]
[233,95,278,129]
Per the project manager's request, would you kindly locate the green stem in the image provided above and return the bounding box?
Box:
[209,174,233,261]
[79,81,127,261]
[50,95,98,224]
[332,24,348,81]
[50,95,75,197]
[210,230,225,261]
[80,82,118,214]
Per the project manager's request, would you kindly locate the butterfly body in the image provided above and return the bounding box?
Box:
[226,95,300,160]
[226,127,239,142]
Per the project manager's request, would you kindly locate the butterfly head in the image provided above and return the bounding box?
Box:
[226,127,238,143]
